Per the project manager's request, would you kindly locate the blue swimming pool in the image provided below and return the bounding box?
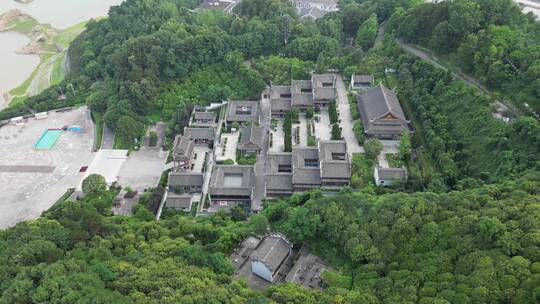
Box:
[34,129,62,150]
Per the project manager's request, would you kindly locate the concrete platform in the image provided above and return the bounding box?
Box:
[0,106,94,228]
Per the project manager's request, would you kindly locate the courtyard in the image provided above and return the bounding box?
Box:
[216,131,239,162]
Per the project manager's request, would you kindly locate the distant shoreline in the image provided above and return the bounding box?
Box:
[0,9,87,109]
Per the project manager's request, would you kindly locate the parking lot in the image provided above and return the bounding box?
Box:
[0,107,94,228]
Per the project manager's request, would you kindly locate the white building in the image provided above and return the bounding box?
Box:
[292,0,339,19]
[251,234,293,282]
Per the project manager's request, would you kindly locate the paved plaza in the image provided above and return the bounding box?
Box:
[313,108,331,141]
[117,147,168,191]
[336,75,363,155]
[0,107,94,228]
[216,131,239,162]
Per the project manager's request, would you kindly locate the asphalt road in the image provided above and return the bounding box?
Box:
[396,39,523,118]
[101,125,115,149]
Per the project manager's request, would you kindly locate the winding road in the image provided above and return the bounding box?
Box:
[396,39,523,118]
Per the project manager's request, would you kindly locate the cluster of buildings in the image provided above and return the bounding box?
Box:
[269,74,337,118]
[355,82,410,186]
[165,107,218,212]
[266,141,351,197]
[164,71,411,213]
[231,233,332,290]
[269,74,337,117]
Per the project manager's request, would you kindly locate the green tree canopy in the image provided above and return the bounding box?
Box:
[82,174,107,196]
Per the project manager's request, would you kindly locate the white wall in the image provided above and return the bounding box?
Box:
[251,260,273,282]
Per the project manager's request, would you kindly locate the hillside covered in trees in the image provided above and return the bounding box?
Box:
[0,0,539,303]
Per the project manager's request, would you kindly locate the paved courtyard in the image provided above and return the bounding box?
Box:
[217,131,239,162]
[117,147,168,191]
[192,145,211,173]
[269,119,284,153]
[336,74,363,155]
[313,108,331,141]
[0,107,94,228]
[293,114,308,147]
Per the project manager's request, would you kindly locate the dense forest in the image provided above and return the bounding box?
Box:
[1,177,538,303]
[391,0,540,113]
[1,0,540,303]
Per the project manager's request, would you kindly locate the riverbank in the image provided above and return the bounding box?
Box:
[0,9,88,109]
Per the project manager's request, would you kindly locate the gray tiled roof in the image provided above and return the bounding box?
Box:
[239,125,264,151]
[271,98,292,112]
[319,140,351,179]
[266,174,293,191]
[270,86,292,99]
[291,80,313,93]
[292,93,314,107]
[226,100,260,123]
[358,84,407,122]
[166,193,193,209]
[252,234,292,273]
[292,147,321,185]
[267,153,294,192]
[352,74,374,85]
[312,74,336,87]
[313,87,336,101]
[173,135,194,160]
[169,171,204,187]
[268,152,292,173]
[209,165,254,196]
[377,167,408,180]
[184,127,215,141]
[193,111,216,121]
[357,84,409,134]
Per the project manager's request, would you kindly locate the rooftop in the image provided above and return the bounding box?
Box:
[239,124,264,151]
[291,80,313,94]
[193,110,216,121]
[226,100,260,122]
[319,141,351,179]
[169,171,204,187]
[173,135,194,159]
[252,234,292,273]
[271,98,292,112]
[376,167,408,180]
[184,127,215,140]
[165,193,193,210]
[358,84,407,122]
[292,147,321,185]
[312,74,336,87]
[352,74,374,84]
[210,165,254,190]
[270,86,292,99]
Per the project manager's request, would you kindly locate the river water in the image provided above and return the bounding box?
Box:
[0,0,123,98]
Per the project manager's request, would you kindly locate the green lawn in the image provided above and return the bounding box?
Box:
[7,16,39,34]
[53,21,89,47]
[51,53,66,85]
